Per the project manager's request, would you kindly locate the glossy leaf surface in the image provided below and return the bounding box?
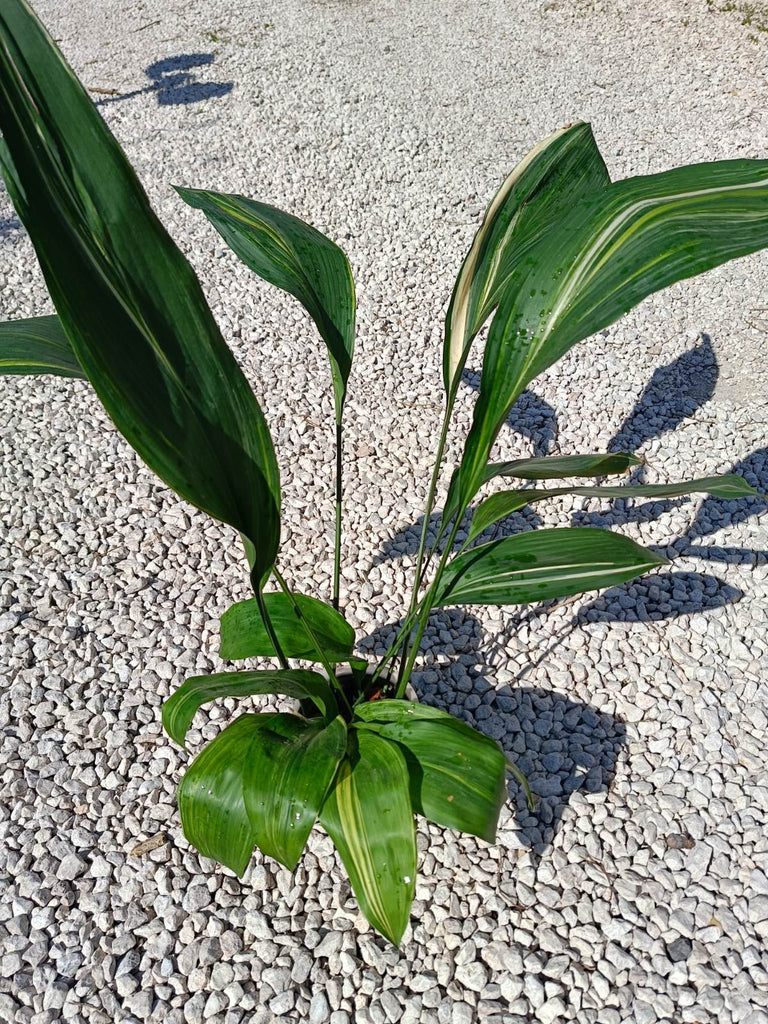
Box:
[444,121,610,392]
[444,452,642,523]
[0,1,280,582]
[469,474,762,541]
[220,593,355,663]
[177,186,355,421]
[178,713,268,876]
[453,154,768,512]
[355,701,506,842]
[0,314,85,378]
[320,730,416,945]
[244,714,347,869]
[163,669,337,747]
[435,527,667,606]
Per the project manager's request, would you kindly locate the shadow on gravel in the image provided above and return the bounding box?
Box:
[95,53,233,108]
[359,611,626,856]
[0,215,22,238]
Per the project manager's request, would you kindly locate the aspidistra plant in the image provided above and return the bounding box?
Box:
[1,0,766,945]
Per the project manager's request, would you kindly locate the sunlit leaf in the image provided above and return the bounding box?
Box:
[452,152,768,512]
[163,669,337,747]
[355,701,506,842]
[320,730,416,945]
[0,314,85,378]
[435,527,667,606]
[176,186,355,422]
[244,714,346,869]
[220,593,355,663]
[444,121,610,393]
[0,1,280,582]
[468,473,762,541]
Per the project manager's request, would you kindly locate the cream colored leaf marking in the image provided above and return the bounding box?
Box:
[536,175,768,359]
[334,761,393,935]
[445,124,577,387]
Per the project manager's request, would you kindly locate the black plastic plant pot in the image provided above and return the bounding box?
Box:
[298,667,416,719]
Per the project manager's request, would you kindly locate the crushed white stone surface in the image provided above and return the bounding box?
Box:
[1,1,768,1023]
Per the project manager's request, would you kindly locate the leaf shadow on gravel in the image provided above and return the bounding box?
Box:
[359,611,626,857]
[95,54,233,108]
[0,214,22,238]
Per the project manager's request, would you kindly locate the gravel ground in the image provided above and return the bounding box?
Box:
[2,1,768,1023]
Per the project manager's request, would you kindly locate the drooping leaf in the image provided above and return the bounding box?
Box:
[443,451,642,522]
[452,152,768,512]
[355,701,506,842]
[178,713,269,876]
[220,593,355,664]
[320,730,416,945]
[0,1,280,582]
[444,121,610,394]
[468,474,762,542]
[163,669,337,747]
[0,314,85,378]
[435,527,667,607]
[176,186,355,422]
[244,714,347,870]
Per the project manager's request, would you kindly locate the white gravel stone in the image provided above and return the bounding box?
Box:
[2,1,768,1023]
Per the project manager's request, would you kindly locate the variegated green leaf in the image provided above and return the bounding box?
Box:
[244,714,347,870]
[452,154,768,513]
[444,121,610,394]
[355,701,506,842]
[163,669,337,747]
[0,1,280,584]
[178,713,269,876]
[176,186,355,422]
[320,730,416,946]
[0,314,85,378]
[468,473,762,542]
[435,527,667,607]
[443,452,642,523]
[219,592,355,664]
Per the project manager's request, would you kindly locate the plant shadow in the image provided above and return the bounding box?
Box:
[359,610,626,856]
[0,214,22,239]
[96,53,233,108]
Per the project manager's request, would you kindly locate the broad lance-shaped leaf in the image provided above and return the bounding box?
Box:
[163,669,338,747]
[0,2,280,583]
[0,314,85,378]
[444,121,610,394]
[178,713,269,876]
[435,527,667,607]
[468,474,762,542]
[320,730,416,946]
[244,714,347,870]
[220,593,355,663]
[177,187,355,422]
[355,701,506,843]
[443,451,641,523]
[452,151,768,512]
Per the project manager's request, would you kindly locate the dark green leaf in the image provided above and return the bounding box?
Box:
[435,527,668,606]
[453,149,768,512]
[0,1,280,582]
[220,593,355,664]
[176,186,355,422]
[444,452,641,523]
[163,669,337,747]
[320,730,416,945]
[244,714,347,869]
[469,474,762,541]
[444,121,610,393]
[355,701,506,842]
[178,713,268,876]
[0,314,85,378]
[483,452,642,482]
